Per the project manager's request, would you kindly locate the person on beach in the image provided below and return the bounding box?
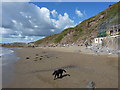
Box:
[52,69,66,80]
[85,42,88,47]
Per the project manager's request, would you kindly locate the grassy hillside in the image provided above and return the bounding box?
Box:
[34,2,120,45]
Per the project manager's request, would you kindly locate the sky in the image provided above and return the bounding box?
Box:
[0,2,116,43]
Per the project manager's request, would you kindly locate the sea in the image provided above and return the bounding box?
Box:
[0,47,21,87]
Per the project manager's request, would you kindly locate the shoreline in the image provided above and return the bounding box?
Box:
[5,47,118,88]
[2,47,20,88]
[1,45,119,57]
[36,46,118,57]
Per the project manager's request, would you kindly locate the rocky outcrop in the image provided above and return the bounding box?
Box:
[102,36,120,50]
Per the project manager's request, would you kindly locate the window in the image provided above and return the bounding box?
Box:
[118,29,120,32]
[110,30,113,33]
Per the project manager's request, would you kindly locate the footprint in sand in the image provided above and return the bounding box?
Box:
[36,54,39,56]
[26,57,30,59]
[40,58,42,60]
[40,56,43,57]
[46,56,49,58]
[36,57,38,58]
[34,60,37,61]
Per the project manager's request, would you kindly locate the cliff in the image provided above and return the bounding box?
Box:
[34,2,120,45]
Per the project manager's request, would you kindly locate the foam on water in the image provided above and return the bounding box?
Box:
[0,47,14,57]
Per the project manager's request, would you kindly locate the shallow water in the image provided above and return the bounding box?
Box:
[1,47,21,87]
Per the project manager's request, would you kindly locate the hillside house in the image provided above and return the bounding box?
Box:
[93,24,120,46]
[94,37,104,44]
[106,24,120,36]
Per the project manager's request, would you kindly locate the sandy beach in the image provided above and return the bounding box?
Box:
[5,46,118,88]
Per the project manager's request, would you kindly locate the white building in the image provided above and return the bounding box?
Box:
[94,37,104,44]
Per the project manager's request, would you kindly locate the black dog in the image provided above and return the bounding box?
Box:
[52,69,66,80]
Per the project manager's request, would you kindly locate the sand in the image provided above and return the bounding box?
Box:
[5,46,118,88]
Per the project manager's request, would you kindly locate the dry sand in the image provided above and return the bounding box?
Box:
[5,47,118,88]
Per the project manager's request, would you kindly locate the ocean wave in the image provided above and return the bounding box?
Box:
[0,47,14,56]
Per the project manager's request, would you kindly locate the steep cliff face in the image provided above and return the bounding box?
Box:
[34,2,120,45]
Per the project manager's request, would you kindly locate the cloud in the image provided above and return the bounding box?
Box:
[75,9,84,17]
[51,10,58,17]
[55,13,74,29]
[1,2,75,43]
[1,36,45,43]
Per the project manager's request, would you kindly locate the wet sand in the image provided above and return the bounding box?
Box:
[5,47,118,88]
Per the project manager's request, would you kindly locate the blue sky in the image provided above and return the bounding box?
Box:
[1,2,116,43]
[31,2,115,24]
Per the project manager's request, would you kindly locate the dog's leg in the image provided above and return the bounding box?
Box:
[54,74,57,80]
[60,72,62,78]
